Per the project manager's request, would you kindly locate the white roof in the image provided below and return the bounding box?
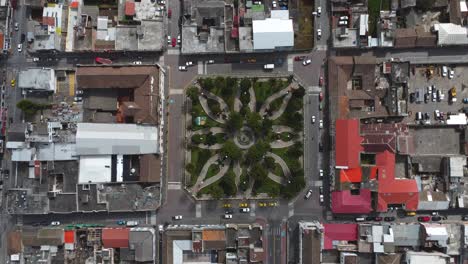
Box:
[461,0,468,12]
[79,155,112,183]
[359,14,369,36]
[435,23,468,45]
[76,123,159,155]
[173,240,192,264]
[446,113,467,125]
[449,156,466,177]
[252,18,294,50]
[97,16,108,30]
[271,10,289,20]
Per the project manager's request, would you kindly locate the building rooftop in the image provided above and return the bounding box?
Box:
[323,224,358,250]
[335,119,363,169]
[18,68,56,92]
[252,18,293,50]
[129,229,155,262]
[102,228,130,248]
[331,189,372,214]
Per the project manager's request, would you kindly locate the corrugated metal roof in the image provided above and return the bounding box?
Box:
[76,123,159,155]
[436,23,468,45]
[252,18,293,50]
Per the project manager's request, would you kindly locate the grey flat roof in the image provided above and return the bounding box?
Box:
[76,123,159,155]
[138,20,164,51]
[18,68,56,92]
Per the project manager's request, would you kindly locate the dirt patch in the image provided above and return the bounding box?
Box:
[293,0,314,49]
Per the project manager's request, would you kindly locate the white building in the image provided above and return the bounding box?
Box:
[434,23,468,46]
[252,11,293,50]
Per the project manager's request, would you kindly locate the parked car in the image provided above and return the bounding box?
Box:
[319,194,324,204]
[319,119,323,128]
[319,92,323,101]
[225,208,233,214]
[207,60,215,64]
[50,221,60,226]
[171,37,176,47]
[223,203,232,208]
[431,216,442,221]
[463,98,468,104]
[239,202,248,208]
[319,169,323,178]
[294,56,305,61]
[117,220,126,225]
[14,22,18,31]
[319,76,324,86]
[317,29,322,39]
[177,35,181,44]
[133,61,142,65]
[17,44,22,52]
[272,0,277,7]
[302,59,311,66]
[338,20,348,26]
[240,208,250,213]
[384,217,395,222]
[442,66,448,77]
[186,61,194,67]
[374,216,383,221]
[319,186,323,194]
[304,189,312,199]
[224,214,233,219]
[339,16,349,20]
[449,69,454,79]
[463,215,468,221]
[418,216,431,222]
[95,57,112,64]
[178,66,187,71]
[406,211,417,216]
[168,8,172,17]
[317,6,321,16]
[126,221,139,226]
[33,57,39,62]
[167,35,171,44]
[311,115,316,123]
[173,215,183,220]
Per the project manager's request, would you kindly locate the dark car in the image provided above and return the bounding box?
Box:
[294,56,305,61]
[40,221,49,226]
[365,216,374,221]
[463,215,468,221]
[418,216,431,222]
[319,186,323,195]
[384,217,395,222]
[424,112,430,120]
[319,143,323,152]
[374,216,383,221]
[32,222,41,226]
[225,209,234,214]
[409,93,416,103]
[21,33,25,43]
[431,216,442,221]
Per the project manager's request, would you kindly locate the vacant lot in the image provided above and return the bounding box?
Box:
[294,0,314,49]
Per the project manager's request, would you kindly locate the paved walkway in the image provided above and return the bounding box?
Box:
[270,140,295,149]
[192,154,230,192]
[199,95,226,124]
[272,125,294,133]
[233,160,242,187]
[258,82,299,120]
[189,127,225,150]
[248,87,256,112]
[265,152,291,185]
[197,143,223,150]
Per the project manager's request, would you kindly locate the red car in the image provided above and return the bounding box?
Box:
[294,56,305,61]
[171,38,176,47]
[417,216,430,222]
[168,8,172,18]
[319,76,324,86]
[319,92,323,101]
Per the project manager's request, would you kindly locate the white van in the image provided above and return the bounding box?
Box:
[416,112,422,120]
[126,221,139,227]
[264,64,275,70]
[355,217,366,222]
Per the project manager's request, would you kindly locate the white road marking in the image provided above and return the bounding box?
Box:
[288,201,294,217]
[196,203,202,218]
[167,49,180,55]
[316,45,328,51]
[168,182,182,189]
[250,202,256,217]
[169,89,184,95]
[287,57,293,72]
[198,61,203,75]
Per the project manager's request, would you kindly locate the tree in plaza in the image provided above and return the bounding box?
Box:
[286,142,303,158]
[240,78,251,92]
[206,132,217,146]
[200,78,214,91]
[245,140,269,164]
[226,112,243,133]
[186,86,199,101]
[208,184,224,199]
[220,170,237,196]
[264,156,276,170]
[247,111,262,135]
[250,162,267,182]
[214,76,226,90]
[220,140,242,161]
[17,99,49,116]
[210,101,222,116]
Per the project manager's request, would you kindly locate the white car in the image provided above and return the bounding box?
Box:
[186,61,194,67]
[133,61,142,65]
[51,221,60,226]
[317,29,322,38]
[173,215,183,220]
[339,16,349,20]
[311,115,316,123]
[319,194,324,204]
[76,90,83,95]
[179,66,187,71]
[434,109,440,119]
[240,208,250,213]
[338,20,348,26]
[14,22,19,31]
[207,60,215,64]
[17,44,22,52]
[303,59,311,66]
[224,214,233,219]
[158,225,164,232]
[319,120,323,128]
[305,189,312,199]
[177,35,181,44]
[33,57,39,62]
[272,0,277,7]
[442,66,448,77]
[319,169,323,178]
[449,69,454,79]
[167,35,171,44]
[317,6,321,16]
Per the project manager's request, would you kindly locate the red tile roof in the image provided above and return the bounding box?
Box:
[64,230,75,244]
[376,151,419,212]
[125,1,135,16]
[323,224,358,250]
[335,119,363,169]
[42,17,55,27]
[339,167,362,183]
[102,228,130,248]
[331,189,372,214]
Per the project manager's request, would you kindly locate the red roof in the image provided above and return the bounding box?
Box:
[64,230,75,244]
[231,27,239,38]
[125,1,135,16]
[376,151,419,212]
[102,228,130,248]
[331,189,372,214]
[339,167,362,183]
[70,1,79,8]
[335,119,363,168]
[323,224,358,250]
[42,17,55,27]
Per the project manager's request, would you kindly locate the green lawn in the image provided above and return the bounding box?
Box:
[205,164,220,179]
[368,0,381,37]
[253,79,289,110]
[273,163,284,177]
[253,178,280,197]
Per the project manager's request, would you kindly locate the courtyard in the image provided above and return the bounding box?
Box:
[185,76,305,199]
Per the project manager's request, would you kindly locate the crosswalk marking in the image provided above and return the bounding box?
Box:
[288,201,294,217]
[167,49,180,55]
[287,57,293,72]
[168,182,181,190]
[198,61,203,75]
[169,89,184,95]
[250,202,256,217]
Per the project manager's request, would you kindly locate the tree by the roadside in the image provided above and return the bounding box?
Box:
[250,163,267,182]
[220,170,237,196]
[287,142,303,158]
[16,99,49,116]
[200,78,214,91]
[186,86,199,101]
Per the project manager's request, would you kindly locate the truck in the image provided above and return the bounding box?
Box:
[264,64,274,70]
[95,57,112,64]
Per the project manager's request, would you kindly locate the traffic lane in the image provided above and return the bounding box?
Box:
[206,62,288,76]
[22,211,148,226]
[315,0,330,46]
[157,190,195,223]
[167,94,184,183]
[165,54,197,89]
[293,52,326,87]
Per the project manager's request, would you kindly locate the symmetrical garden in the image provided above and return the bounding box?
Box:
[185,76,305,199]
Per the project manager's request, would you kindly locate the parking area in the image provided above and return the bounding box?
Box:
[411,127,461,155]
[406,64,468,125]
